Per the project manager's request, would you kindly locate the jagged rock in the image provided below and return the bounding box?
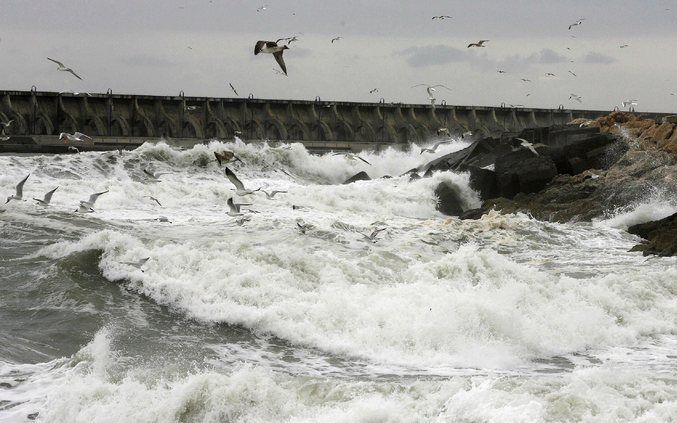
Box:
[434,182,465,216]
[459,208,485,220]
[494,150,558,198]
[628,212,677,256]
[463,165,497,200]
[343,171,371,184]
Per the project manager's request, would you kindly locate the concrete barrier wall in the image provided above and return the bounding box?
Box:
[0,90,671,144]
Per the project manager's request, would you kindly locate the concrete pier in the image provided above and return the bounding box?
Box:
[0,89,672,153]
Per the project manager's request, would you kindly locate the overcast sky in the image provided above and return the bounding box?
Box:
[1,0,676,112]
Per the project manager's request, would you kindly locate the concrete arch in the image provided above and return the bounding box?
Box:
[286,120,309,140]
[333,120,354,141]
[57,114,79,135]
[110,116,130,137]
[245,119,264,139]
[205,120,227,139]
[182,116,203,138]
[157,120,179,138]
[354,122,376,142]
[264,119,288,140]
[132,116,154,137]
[81,117,105,136]
[313,121,334,141]
[414,124,432,142]
[397,124,418,143]
[34,113,54,135]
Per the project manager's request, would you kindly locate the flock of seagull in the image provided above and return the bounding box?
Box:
[2,148,389,242]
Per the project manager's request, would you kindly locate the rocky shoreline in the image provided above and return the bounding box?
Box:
[428,112,677,256]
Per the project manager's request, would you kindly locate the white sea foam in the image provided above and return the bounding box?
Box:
[4,140,677,422]
[2,330,677,423]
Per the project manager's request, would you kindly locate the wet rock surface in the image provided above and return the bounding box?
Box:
[628,212,677,256]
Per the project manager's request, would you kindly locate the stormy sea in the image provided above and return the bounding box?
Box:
[1,139,676,422]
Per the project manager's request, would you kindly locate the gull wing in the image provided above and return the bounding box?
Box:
[47,57,65,67]
[227,197,241,213]
[67,69,83,80]
[225,167,245,191]
[214,152,223,166]
[430,84,452,92]
[273,51,287,75]
[43,187,59,203]
[88,190,109,204]
[229,83,239,96]
[143,168,157,179]
[73,132,92,140]
[15,174,30,197]
[271,190,287,197]
[254,41,268,55]
[356,155,371,165]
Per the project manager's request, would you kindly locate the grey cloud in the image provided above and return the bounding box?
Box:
[398,45,567,71]
[582,52,616,64]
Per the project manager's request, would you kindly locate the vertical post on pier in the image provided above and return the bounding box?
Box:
[179,91,185,138]
[315,96,322,141]
[30,86,37,135]
[107,89,113,136]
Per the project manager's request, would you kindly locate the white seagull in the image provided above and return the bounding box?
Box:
[5,174,30,204]
[79,190,109,209]
[261,190,287,199]
[59,132,93,143]
[143,168,167,182]
[420,140,453,154]
[227,197,252,216]
[332,152,371,165]
[515,138,539,156]
[467,40,489,48]
[362,228,386,243]
[33,187,59,206]
[331,36,343,43]
[568,19,584,30]
[225,167,260,195]
[146,196,163,207]
[47,57,83,80]
[254,40,289,75]
[621,100,638,108]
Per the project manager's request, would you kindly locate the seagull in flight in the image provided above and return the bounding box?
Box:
[331,36,343,43]
[146,196,163,207]
[332,152,371,165]
[225,167,260,195]
[0,127,9,141]
[369,88,379,94]
[432,15,452,20]
[568,18,585,30]
[569,93,583,103]
[621,100,638,108]
[261,190,287,199]
[79,190,108,208]
[59,132,92,142]
[296,221,311,234]
[226,197,252,216]
[229,83,239,96]
[497,69,507,74]
[214,151,243,166]
[568,70,577,77]
[545,72,556,77]
[254,40,289,75]
[256,5,267,12]
[515,138,539,156]
[122,257,150,272]
[33,187,59,206]
[620,44,629,48]
[420,141,453,154]
[467,40,489,48]
[5,174,29,204]
[143,168,167,182]
[0,119,13,129]
[362,228,386,243]
[412,84,452,107]
[47,57,83,80]
[520,78,532,82]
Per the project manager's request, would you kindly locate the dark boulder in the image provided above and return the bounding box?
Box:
[434,182,465,216]
[628,212,677,256]
[463,165,498,200]
[459,208,485,220]
[494,150,558,198]
[343,171,371,184]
